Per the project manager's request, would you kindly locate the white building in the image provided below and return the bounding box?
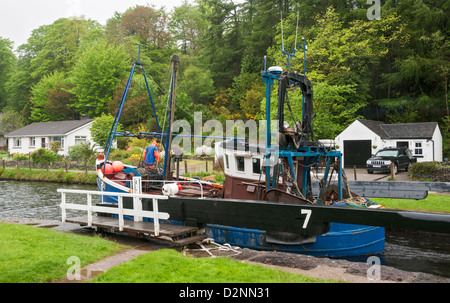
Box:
[4,119,95,156]
[334,119,443,168]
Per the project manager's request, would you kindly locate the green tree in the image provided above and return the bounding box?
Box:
[29,71,78,122]
[0,38,16,110]
[71,40,131,117]
[0,110,25,136]
[108,74,157,128]
[90,114,123,148]
[198,0,244,88]
[169,1,208,55]
[29,18,102,79]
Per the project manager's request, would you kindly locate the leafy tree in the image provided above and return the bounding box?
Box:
[198,0,244,88]
[0,110,25,136]
[29,71,78,122]
[169,1,208,55]
[29,18,102,79]
[108,74,157,128]
[178,65,216,105]
[0,38,16,110]
[90,114,123,148]
[119,5,171,49]
[71,40,131,117]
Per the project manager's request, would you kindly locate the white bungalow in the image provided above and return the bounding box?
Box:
[334,119,443,168]
[4,118,95,156]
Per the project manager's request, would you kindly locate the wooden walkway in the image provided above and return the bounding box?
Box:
[66,216,206,246]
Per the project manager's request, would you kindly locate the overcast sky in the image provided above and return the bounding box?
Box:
[0,0,188,50]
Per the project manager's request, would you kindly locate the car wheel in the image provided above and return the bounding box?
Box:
[393,164,398,175]
[367,170,373,174]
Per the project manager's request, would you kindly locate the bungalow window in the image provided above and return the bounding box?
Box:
[414,142,423,156]
[13,138,21,147]
[30,137,36,147]
[75,136,87,145]
[236,156,245,172]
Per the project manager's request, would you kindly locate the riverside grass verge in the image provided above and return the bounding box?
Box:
[91,249,337,283]
[0,168,96,184]
[0,223,337,283]
[372,193,450,214]
[0,222,126,283]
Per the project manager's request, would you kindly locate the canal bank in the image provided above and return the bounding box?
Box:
[0,168,96,184]
[1,217,449,283]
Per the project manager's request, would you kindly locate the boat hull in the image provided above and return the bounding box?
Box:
[97,177,385,257]
[205,223,385,257]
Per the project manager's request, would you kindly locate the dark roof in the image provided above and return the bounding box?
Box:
[5,119,93,137]
[358,119,438,139]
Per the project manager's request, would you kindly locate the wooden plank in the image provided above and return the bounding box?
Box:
[173,234,207,246]
[66,216,199,238]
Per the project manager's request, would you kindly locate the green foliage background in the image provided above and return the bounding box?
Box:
[0,0,449,156]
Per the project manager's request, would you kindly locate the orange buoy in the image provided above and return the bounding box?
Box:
[104,163,114,174]
[112,161,124,173]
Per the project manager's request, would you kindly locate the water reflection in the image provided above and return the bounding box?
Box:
[0,180,96,221]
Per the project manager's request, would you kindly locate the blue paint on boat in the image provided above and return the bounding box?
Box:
[205,223,385,257]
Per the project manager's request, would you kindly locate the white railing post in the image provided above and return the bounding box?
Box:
[153,198,160,237]
[87,193,92,227]
[118,196,124,232]
[132,177,143,222]
[61,192,66,223]
[57,189,170,238]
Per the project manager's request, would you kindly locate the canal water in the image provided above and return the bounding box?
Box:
[1,180,449,278]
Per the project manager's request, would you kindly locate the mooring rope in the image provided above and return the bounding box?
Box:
[183,238,242,258]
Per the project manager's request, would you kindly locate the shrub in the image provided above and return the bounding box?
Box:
[49,141,61,153]
[12,153,28,161]
[109,149,130,161]
[410,162,438,174]
[31,148,57,169]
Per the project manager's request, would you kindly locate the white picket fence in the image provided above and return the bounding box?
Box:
[57,188,169,236]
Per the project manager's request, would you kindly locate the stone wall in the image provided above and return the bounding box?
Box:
[411,161,450,182]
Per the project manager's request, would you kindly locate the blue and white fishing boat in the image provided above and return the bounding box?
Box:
[95,44,385,257]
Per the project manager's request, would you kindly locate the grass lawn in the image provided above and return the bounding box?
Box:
[0,223,338,283]
[372,193,450,213]
[0,222,126,283]
[91,249,338,283]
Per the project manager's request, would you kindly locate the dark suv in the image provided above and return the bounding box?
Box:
[366,147,417,174]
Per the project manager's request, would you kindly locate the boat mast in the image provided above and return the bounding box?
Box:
[163,55,180,180]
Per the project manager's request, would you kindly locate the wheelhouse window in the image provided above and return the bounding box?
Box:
[252,158,261,174]
[236,156,245,172]
[225,154,230,169]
